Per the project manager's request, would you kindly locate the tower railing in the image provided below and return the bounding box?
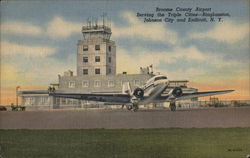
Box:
[82,25,111,32]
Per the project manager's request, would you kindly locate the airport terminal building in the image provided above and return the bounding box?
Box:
[20,22,197,110]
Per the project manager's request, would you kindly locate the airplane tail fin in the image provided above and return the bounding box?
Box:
[122,82,132,95]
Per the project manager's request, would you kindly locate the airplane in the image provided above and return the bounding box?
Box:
[49,75,234,112]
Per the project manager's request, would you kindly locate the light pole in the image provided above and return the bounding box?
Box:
[16,86,20,106]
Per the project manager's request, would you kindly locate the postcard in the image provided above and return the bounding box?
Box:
[0,0,249,158]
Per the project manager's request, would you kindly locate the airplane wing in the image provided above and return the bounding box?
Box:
[50,92,131,104]
[175,90,234,101]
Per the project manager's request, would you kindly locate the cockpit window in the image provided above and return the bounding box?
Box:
[154,76,167,81]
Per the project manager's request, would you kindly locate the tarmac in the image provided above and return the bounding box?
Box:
[0,107,250,129]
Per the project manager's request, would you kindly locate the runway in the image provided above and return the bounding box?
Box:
[0,107,250,129]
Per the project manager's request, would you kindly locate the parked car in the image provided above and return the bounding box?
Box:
[0,106,7,111]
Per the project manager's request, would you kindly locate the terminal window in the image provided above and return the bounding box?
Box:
[95,68,100,74]
[40,97,48,104]
[24,97,31,105]
[83,69,88,75]
[82,80,89,87]
[121,81,125,86]
[94,80,101,87]
[95,56,100,62]
[68,81,75,88]
[61,98,66,105]
[83,45,88,51]
[134,80,140,86]
[108,80,114,87]
[83,57,88,63]
[108,68,111,74]
[95,45,100,50]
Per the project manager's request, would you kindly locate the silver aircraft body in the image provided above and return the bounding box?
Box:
[50,75,234,111]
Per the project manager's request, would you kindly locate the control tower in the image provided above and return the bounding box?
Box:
[77,17,116,76]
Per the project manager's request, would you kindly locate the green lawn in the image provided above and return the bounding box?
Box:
[0,128,250,158]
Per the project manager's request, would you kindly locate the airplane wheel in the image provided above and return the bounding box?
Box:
[170,102,176,111]
[132,105,139,112]
[126,105,133,110]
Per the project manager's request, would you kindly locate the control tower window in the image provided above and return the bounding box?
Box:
[95,68,100,74]
[95,56,100,62]
[95,45,100,50]
[83,69,88,75]
[83,45,88,51]
[108,46,111,52]
[83,57,88,63]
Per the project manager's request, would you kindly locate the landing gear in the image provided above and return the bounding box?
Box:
[132,104,139,112]
[126,104,139,112]
[170,102,176,111]
[126,105,133,110]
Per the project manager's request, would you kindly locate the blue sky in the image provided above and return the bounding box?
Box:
[1,0,249,104]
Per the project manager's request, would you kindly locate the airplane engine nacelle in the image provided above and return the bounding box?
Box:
[133,88,144,99]
[172,87,183,97]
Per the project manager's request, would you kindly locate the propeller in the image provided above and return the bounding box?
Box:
[133,88,144,99]
[172,87,182,97]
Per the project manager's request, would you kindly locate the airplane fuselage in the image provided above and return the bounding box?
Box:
[139,76,169,105]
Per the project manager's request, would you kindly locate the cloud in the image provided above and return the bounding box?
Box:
[116,44,246,81]
[1,41,56,57]
[1,21,43,36]
[1,64,36,87]
[189,76,250,100]
[188,21,249,43]
[0,60,74,105]
[112,11,178,44]
[1,17,83,39]
[1,53,75,90]
[116,46,207,74]
[46,16,82,39]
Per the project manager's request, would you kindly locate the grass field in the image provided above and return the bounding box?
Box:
[0,128,250,158]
